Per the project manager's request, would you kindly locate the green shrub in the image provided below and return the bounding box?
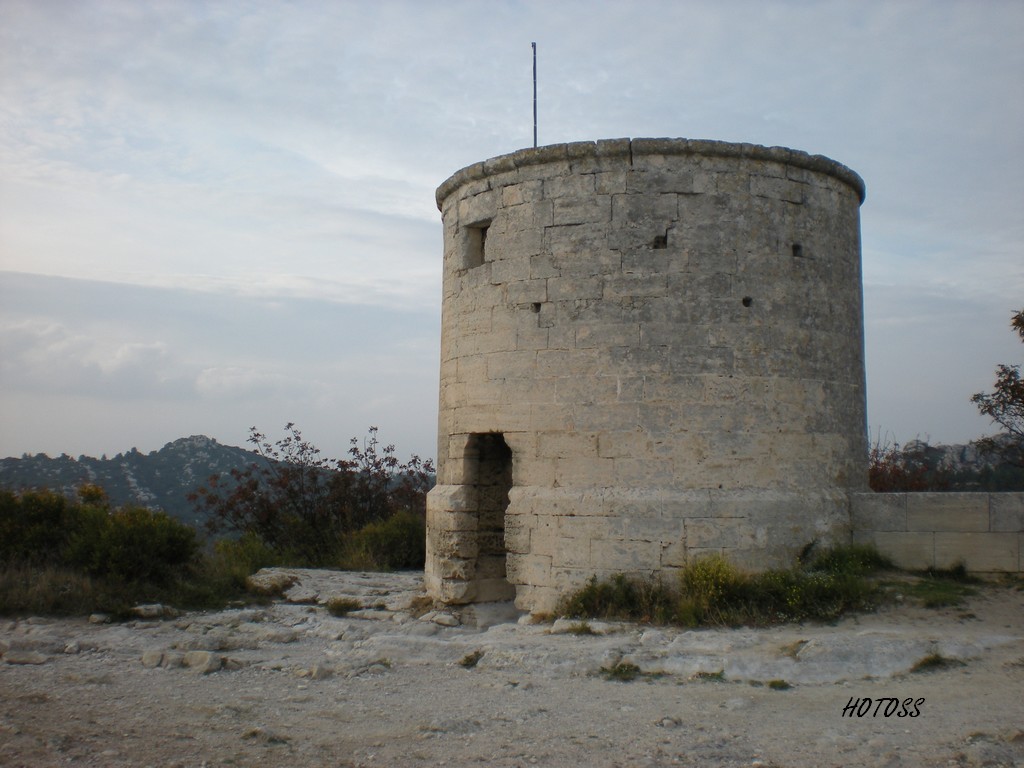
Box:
[62,503,110,573]
[209,533,282,589]
[561,574,635,619]
[678,550,883,626]
[65,506,198,584]
[341,510,425,570]
[1,489,198,584]
[680,553,745,610]
[0,488,245,616]
[102,506,197,583]
[0,489,72,564]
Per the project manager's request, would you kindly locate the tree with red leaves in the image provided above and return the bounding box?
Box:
[972,309,1024,468]
[189,425,434,565]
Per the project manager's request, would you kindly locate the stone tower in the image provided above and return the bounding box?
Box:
[425,138,868,613]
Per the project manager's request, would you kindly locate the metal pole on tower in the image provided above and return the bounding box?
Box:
[532,42,537,148]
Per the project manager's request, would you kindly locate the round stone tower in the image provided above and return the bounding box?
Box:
[425,138,868,613]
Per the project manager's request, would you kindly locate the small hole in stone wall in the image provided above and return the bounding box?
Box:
[652,233,668,249]
[792,243,804,258]
[742,296,753,307]
[531,302,542,313]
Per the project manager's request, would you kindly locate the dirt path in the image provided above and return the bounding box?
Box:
[1,571,1022,767]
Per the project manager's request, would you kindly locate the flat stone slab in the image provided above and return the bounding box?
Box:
[248,568,425,611]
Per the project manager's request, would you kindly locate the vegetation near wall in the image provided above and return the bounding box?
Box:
[559,544,894,627]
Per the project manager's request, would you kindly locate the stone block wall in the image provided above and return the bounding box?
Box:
[427,138,869,613]
[851,492,1024,573]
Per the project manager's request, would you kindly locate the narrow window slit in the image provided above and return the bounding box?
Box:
[465,220,492,270]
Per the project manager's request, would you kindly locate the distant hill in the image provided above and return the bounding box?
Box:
[0,436,261,527]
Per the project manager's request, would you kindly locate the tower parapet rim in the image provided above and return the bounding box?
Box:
[436,137,866,210]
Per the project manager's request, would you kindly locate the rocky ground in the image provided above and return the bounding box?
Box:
[1,569,1022,768]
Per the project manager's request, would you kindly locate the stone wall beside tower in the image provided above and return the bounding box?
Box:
[425,138,868,614]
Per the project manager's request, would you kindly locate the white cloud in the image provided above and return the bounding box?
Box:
[0,318,190,399]
[194,365,310,401]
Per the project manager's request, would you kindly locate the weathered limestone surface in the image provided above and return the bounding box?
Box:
[428,138,869,613]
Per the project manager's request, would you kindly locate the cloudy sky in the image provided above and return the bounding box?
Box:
[1,0,1022,463]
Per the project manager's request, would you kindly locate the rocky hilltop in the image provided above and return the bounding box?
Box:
[0,436,259,525]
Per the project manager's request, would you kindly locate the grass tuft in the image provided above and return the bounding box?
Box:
[566,621,596,635]
[459,650,485,668]
[886,565,980,609]
[910,653,965,673]
[693,670,725,682]
[603,662,642,682]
